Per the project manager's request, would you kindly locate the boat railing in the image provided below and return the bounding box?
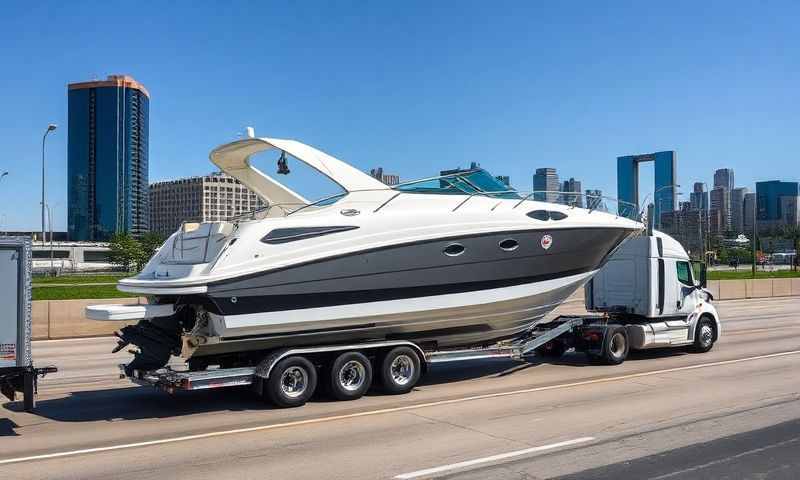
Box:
[230,179,641,223]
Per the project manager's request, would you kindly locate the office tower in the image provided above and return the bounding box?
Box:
[709,186,730,234]
[561,177,583,207]
[68,75,149,240]
[756,181,800,232]
[690,182,709,211]
[149,172,266,237]
[495,175,511,187]
[659,202,706,258]
[369,167,400,186]
[617,151,677,220]
[533,168,560,203]
[730,187,748,234]
[713,168,734,191]
[743,192,756,234]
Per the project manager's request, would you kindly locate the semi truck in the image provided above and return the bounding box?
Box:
[93,229,720,408]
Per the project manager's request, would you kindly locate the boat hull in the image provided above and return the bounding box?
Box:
[183,226,635,356]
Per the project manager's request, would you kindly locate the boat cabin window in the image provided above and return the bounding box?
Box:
[395,169,520,199]
[526,210,568,221]
[261,226,359,244]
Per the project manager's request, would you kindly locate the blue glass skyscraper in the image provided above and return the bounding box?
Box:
[67,75,149,241]
[617,151,677,222]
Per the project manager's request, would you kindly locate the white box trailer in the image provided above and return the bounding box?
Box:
[0,237,57,411]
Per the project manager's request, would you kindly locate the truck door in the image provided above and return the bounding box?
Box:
[675,260,700,315]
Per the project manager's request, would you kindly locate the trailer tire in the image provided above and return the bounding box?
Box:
[690,317,716,353]
[600,326,629,365]
[328,352,372,401]
[380,347,421,395]
[265,356,317,408]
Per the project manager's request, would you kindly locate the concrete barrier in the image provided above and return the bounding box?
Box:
[32,297,145,340]
[792,278,800,296]
[719,280,746,300]
[773,279,792,297]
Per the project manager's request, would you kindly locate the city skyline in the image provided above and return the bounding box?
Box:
[1,2,799,231]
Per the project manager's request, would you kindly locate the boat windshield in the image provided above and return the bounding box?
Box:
[394,169,521,199]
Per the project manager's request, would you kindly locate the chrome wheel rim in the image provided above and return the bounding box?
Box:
[280,366,308,398]
[700,324,714,347]
[339,360,367,392]
[390,355,414,386]
[610,333,626,358]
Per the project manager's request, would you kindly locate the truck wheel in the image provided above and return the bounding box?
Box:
[690,318,716,353]
[265,356,317,408]
[536,340,566,358]
[328,352,372,401]
[600,326,629,365]
[380,346,421,395]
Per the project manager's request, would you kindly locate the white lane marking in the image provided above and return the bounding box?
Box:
[394,437,595,479]
[2,350,798,466]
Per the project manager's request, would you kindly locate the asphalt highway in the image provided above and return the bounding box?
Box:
[1,296,798,479]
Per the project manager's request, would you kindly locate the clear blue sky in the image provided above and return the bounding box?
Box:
[1,1,798,231]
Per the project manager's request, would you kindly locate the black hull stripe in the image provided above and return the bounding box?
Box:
[209,266,592,315]
[208,226,638,288]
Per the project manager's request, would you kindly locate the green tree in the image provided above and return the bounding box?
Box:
[139,232,165,269]
[108,233,144,272]
[780,225,800,271]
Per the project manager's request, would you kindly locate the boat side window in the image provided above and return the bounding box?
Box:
[527,210,550,221]
[261,226,359,244]
[443,243,465,256]
[676,261,693,286]
[549,211,568,220]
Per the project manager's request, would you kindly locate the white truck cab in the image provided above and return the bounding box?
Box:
[585,230,720,352]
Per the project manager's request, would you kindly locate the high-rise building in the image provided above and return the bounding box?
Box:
[756,181,800,232]
[743,192,756,234]
[713,168,734,191]
[585,189,606,211]
[617,151,677,221]
[712,168,735,230]
[561,177,583,207]
[689,182,709,211]
[533,168,560,203]
[709,186,730,234]
[149,172,266,237]
[659,202,706,258]
[369,167,400,186]
[730,187,748,234]
[68,75,149,241]
[495,175,511,187]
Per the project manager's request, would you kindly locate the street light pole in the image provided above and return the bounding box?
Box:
[41,124,57,243]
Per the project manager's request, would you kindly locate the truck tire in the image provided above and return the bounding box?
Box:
[265,356,317,408]
[690,318,716,353]
[379,346,421,395]
[600,326,629,365]
[328,352,372,401]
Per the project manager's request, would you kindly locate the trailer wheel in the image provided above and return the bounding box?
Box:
[328,352,372,401]
[600,326,629,365]
[265,356,317,408]
[689,318,716,353]
[380,347,421,395]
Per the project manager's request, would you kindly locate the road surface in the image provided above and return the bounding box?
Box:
[1,296,798,479]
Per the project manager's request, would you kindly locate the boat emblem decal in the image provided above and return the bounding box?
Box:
[540,234,553,250]
[340,209,360,217]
